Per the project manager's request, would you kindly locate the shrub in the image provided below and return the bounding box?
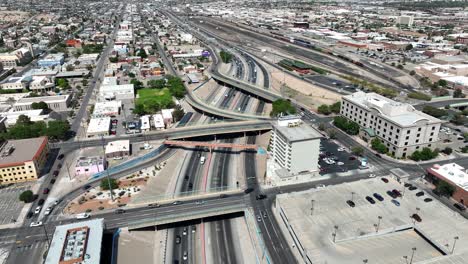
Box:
[408,92,431,101]
[371,138,388,154]
[333,116,359,135]
[19,190,34,203]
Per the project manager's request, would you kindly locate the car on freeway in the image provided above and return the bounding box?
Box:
[381,178,389,183]
[454,203,466,211]
[30,221,43,227]
[183,251,188,261]
[337,147,346,152]
[257,215,262,222]
[391,199,400,206]
[83,185,92,190]
[365,196,376,204]
[173,201,183,205]
[192,226,196,233]
[373,193,384,202]
[182,228,187,236]
[43,188,50,194]
[175,235,181,244]
[263,211,267,218]
[148,203,160,208]
[412,214,422,222]
[38,198,45,206]
[409,186,418,191]
[34,206,42,214]
[115,209,125,214]
[346,200,356,208]
[76,213,90,219]
[424,198,433,203]
[415,191,425,197]
[337,162,344,166]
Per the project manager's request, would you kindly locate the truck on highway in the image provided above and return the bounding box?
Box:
[200,156,206,165]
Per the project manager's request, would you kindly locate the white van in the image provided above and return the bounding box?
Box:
[200,156,206,165]
[76,213,91,219]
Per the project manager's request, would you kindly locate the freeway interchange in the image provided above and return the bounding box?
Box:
[3,4,468,264]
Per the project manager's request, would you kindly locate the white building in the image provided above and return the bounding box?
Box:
[341,91,443,158]
[92,101,121,118]
[161,109,173,126]
[152,114,165,130]
[0,109,49,127]
[86,117,111,138]
[44,219,104,264]
[105,140,130,158]
[140,115,151,132]
[99,84,134,101]
[0,76,27,90]
[397,16,414,27]
[102,77,118,86]
[29,76,55,92]
[270,116,322,174]
[14,94,71,112]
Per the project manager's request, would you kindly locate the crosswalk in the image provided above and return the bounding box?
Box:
[12,241,47,253]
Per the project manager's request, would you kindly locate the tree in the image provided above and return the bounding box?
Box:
[437,79,447,87]
[31,101,49,111]
[19,190,34,203]
[454,89,466,98]
[219,50,233,63]
[130,79,143,90]
[148,79,166,89]
[409,70,416,76]
[442,147,452,155]
[327,129,337,139]
[371,138,388,154]
[100,178,119,190]
[351,146,364,156]
[405,44,413,51]
[422,106,447,118]
[318,123,326,131]
[172,105,185,121]
[270,99,296,117]
[451,113,467,126]
[17,115,32,125]
[411,147,438,161]
[46,120,70,140]
[317,104,331,115]
[66,64,75,71]
[435,181,456,197]
[136,48,148,58]
[333,116,359,135]
[133,103,145,115]
[330,102,341,114]
[397,64,404,69]
[56,78,69,89]
[109,57,118,63]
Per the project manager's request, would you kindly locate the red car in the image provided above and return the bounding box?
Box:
[43,188,50,194]
[381,177,389,183]
[53,170,59,176]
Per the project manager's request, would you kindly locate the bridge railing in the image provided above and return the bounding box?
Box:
[90,145,168,180]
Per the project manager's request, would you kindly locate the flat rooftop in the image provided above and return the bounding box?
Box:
[45,219,103,264]
[275,178,468,263]
[15,94,69,105]
[428,163,468,192]
[274,123,322,143]
[0,137,47,167]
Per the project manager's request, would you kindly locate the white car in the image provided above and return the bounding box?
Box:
[30,221,43,227]
[53,199,61,206]
[316,184,326,189]
[337,147,346,152]
[113,156,123,160]
[34,206,42,214]
[44,207,53,215]
[337,162,344,166]
[76,213,90,219]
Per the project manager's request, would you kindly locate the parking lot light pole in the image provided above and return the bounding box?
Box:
[409,247,417,264]
[311,200,315,216]
[351,192,355,203]
[375,216,382,233]
[451,236,459,254]
[403,256,408,264]
[332,225,338,243]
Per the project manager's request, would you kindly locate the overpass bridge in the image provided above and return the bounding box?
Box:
[126,199,247,230]
[51,120,272,151]
[164,140,258,150]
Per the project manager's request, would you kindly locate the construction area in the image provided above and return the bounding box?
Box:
[273,177,468,264]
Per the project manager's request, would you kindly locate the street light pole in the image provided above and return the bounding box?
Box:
[451,236,459,254]
[332,225,339,243]
[100,135,114,201]
[375,216,382,233]
[311,200,315,216]
[409,247,417,264]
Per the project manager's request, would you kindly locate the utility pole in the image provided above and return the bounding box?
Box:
[451,236,459,254]
[409,247,417,264]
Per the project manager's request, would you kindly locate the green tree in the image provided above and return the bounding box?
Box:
[409,70,416,76]
[330,102,341,114]
[317,104,330,115]
[327,129,337,139]
[31,101,49,111]
[19,190,34,203]
[219,50,233,63]
[451,113,467,126]
[442,147,452,155]
[408,92,431,101]
[172,105,185,121]
[435,181,456,197]
[405,44,413,51]
[109,57,118,63]
[166,76,187,99]
[130,79,144,90]
[351,146,364,156]
[270,99,296,117]
[371,138,388,154]
[333,116,359,135]
[46,120,70,140]
[136,48,148,58]
[56,78,69,89]
[454,89,466,98]
[437,79,448,87]
[17,115,32,125]
[148,79,166,89]
[422,106,447,118]
[100,178,119,190]
[133,103,145,115]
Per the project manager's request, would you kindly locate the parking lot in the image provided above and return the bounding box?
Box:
[275,177,468,264]
[319,139,360,174]
[0,184,32,225]
[438,126,467,152]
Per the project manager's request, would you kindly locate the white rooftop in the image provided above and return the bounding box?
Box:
[153,114,165,128]
[45,218,103,264]
[15,94,69,105]
[344,91,441,127]
[87,117,111,134]
[429,163,468,191]
[105,140,130,154]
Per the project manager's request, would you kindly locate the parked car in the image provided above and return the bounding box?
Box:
[391,199,400,206]
[44,207,53,215]
[424,198,433,203]
[411,214,422,222]
[30,221,43,227]
[50,179,56,184]
[43,188,50,194]
[148,203,160,208]
[57,154,64,160]
[392,189,402,197]
[346,200,356,207]
[76,213,90,219]
[404,183,412,188]
[415,191,425,197]
[375,153,382,158]
[454,203,466,211]
[53,199,61,206]
[26,211,33,219]
[83,185,92,190]
[365,196,376,204]
[38,199,45,206]
[173,201,183,205]
[409,186,418,191]
[381,178,389,183]
[53,170,59,177]
[115,209,125,214]
[386,191,397,199]
[34,206,42,214]
[373,193,384,202]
